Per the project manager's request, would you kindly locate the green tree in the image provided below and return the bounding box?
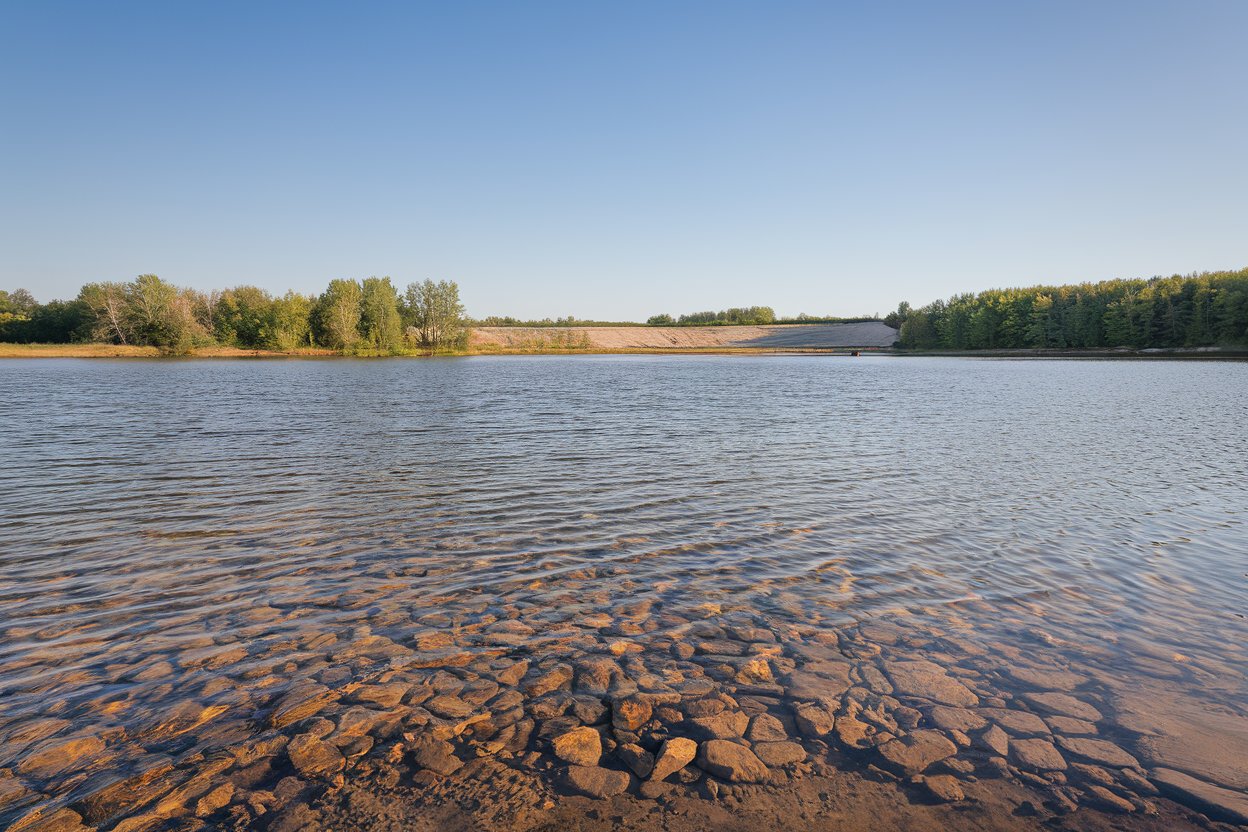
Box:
[403,279,466,352]
[359,277,403,352]
[214,286,275,348]
[269,291,313,350]
[314,279,363,351]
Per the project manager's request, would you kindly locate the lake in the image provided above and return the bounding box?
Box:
[1,355,1246,831]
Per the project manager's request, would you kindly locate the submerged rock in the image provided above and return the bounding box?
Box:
[697,740,769,782]
[1054,736,1139,768]
[1020,692,1101,722]
[1151,767,1248,824]
[1010,738,1066,771]
[877,730,957,775]
[882,661,978,708]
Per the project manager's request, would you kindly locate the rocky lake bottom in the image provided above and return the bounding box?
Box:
[0,356,1245,831]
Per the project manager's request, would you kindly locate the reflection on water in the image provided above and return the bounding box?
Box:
[0,356,1245,829]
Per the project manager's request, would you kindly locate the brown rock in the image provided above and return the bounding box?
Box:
[735,658,774,685]
[269,684,338,729]
[689,710,749,739]
[976,724,1010,757]
[697,740,769,782]
[616,743,655,778]
[424,695,474,720]
[920,774,965,802]
[980,708,1050,736]
[1011,738,1066,771]
[71,761,177,824]
[793,702,836,738]
[9,807,88,832]
[612,697,653,732]
[784,670,851,702]
[746,713,788,742]
[927,706,988,733]
[563,765,630,798]
[525,664,573,697]
[1054,736,1138,768]
[883,661,978,708]
[1085,784,1135,813]
[351,683,410,709]
[651,737,698,781]
[754,741,806,766]
[835,714,872,749]
[287,733,345,778]
[194,783,234,817]
[409,736,463,776]
[1020,692,1101,722]
[1151,767,1248,824]
[877,730,958,775]
[16,736,106,778]
[552,727,602,767]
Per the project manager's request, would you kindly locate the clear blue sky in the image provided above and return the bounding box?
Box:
[2,1,1245,319]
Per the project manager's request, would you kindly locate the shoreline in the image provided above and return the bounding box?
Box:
[2,343,1247,359]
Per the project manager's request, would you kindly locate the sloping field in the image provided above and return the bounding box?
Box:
[472,321,899,351]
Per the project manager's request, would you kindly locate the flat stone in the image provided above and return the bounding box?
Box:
[1010,738,1066,771]
[525,664,574,697]
[793,702,836,738]
[1005,666,1086,691]
[1020,692,1101,722]
[552,727,602,768]
[981,708,1050,736]
[409,736,463,776]
[754,741,806,766]
[784,669,851,702]
[287,733,345,778]
[616,743,654,778]
[1054,736,1139,768]
[920,774,965,802]
[1116,691,1248,791]
[16,736,106,778]
[9,807,88,832]
[835,714,872,749]
[651,737,698,781]
[69,762,177,824]
[746,713,788,742]
[563,765,630,798]
[976,724,1010,757]
[877,730,958,775]
[697,740,769,783]
[689,710,749,739]
[1151,767,1248,824]
[424,695,474,720]
[269,684,339,729]
[194,783,234,817]
[883,661,978,708]
[351,683,410,709]
[927,706,988,733]
[1045,716,1097,735]
[1085,784,1135,814]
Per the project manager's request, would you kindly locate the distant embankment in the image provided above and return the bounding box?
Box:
[471,322,900,351]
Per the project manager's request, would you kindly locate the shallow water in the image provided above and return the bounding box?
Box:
[1,355,1246,829]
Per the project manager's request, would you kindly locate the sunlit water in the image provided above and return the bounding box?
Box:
[1,355,1245,826]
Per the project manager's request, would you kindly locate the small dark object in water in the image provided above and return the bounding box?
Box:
[851,350,861,357]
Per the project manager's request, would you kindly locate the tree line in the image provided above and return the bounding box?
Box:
[890,268,1248,350]
[0,276,466,354]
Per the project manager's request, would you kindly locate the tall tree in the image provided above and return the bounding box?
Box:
[314,279,363,351]
[359,277,403,352]
[403,279,466,352]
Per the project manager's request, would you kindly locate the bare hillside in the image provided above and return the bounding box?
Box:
[472,321,899,350]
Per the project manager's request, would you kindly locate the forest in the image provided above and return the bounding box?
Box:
[2,268,1246,354]
[0,276,466,354]
[890,268,1248,350]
